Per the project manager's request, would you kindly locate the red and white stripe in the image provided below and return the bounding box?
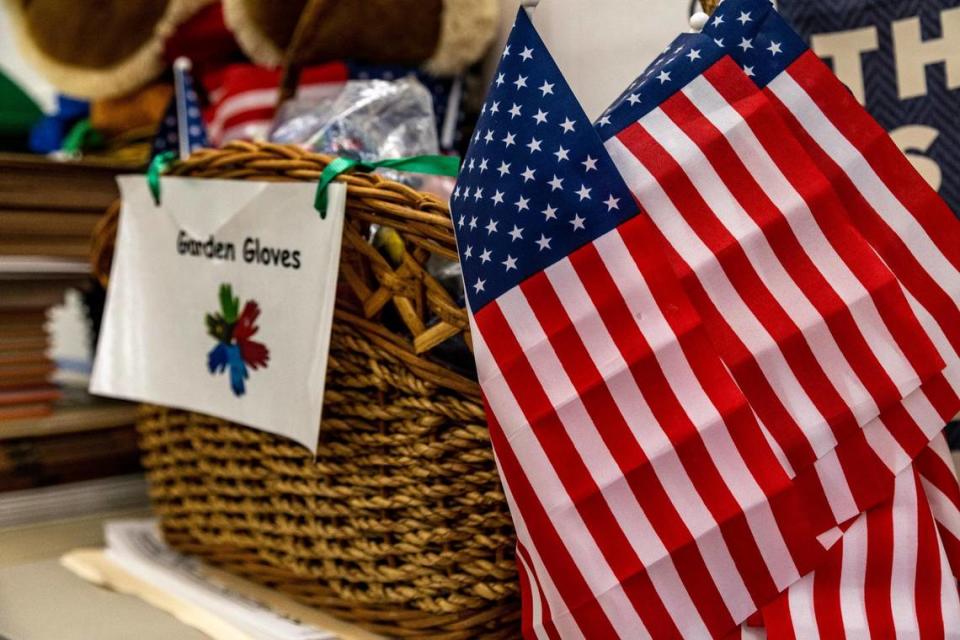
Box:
[741,461,960,639]
[202,63,349,145]
[761,50,960,406]
[469,210,844,639]
[605,57,947,481]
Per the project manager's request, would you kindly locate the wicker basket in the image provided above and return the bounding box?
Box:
[91,141,521,639]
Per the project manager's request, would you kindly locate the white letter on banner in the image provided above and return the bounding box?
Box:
[892,7,960,100]
[811,27,879,104]
[889,125,943,191]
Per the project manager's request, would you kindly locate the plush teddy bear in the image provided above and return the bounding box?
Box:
[223,0,499,76]
[3,0,499,100]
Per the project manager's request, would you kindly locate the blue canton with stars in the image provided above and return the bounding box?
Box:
[598,0,808,137]
[152,61,209,160]
[451,8,638,311]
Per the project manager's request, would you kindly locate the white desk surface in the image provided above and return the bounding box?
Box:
[0,509,209,640]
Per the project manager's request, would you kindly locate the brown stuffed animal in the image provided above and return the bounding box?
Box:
[4,0,499,101]
[224,0,499,75]
[3,0,215,99]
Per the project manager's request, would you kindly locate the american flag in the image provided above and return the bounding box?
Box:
[452,3,960,638]
[152,58,209,160]
[602,0,960,633]
[599,0,960,571]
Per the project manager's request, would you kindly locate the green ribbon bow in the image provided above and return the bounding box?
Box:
[314,155,461,218]
[147,151,179,205]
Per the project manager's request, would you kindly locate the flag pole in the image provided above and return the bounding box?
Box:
[172,57,193,161]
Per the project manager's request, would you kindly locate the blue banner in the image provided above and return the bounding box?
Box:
[779,0,960,219]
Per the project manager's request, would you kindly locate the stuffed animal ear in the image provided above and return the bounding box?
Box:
[223,0,499,76]
[3,0,214,99]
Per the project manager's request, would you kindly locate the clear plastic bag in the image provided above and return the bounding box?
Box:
[269,77,440,160]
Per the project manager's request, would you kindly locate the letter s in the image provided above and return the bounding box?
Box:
[889,125,942,191]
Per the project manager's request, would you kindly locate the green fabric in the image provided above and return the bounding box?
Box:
[0,71,42,135]
[314,155,461,218]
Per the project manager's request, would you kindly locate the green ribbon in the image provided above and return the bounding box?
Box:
[61,118,104,155]
[314,155,461,218]
[147,151,179,205]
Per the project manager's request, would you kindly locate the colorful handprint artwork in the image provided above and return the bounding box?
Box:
[205,284,269,396]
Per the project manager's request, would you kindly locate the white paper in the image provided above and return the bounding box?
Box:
[104,519,337,640]
[91,177,346,451]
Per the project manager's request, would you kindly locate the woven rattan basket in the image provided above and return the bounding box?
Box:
[91,141,521,639]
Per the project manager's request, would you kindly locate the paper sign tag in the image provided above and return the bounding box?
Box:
[91,176,346,451]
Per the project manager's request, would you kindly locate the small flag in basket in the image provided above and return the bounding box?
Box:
[152,57,209,160]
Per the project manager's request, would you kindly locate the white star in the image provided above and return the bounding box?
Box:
[598,114,612,126]
[570,214,586,230]
[479,248,492,263]
[743,65,756,77]
[712,14,725,27]
[509,103,522,119]
[521,166,536,182]
[539,80,554,96]
[604,194,620,211]
[527,137,543,153]
[520,46,534,61]
[483,130,495,143]
[532,109,549,125]
[502,255,518,271]
[515,196,530,212]
[468,216,478,230]
[559,117,576,133]
[473,187,483,201]
[502,132,517,147]
[502,44,511,57]
[453,186,460,200]
[542,204,558,221]
[536,234,552,251]
[495,73,505,86]
[491,190,505,205]
[739,37,754,52]
[554,146,570,162]
[627,93,642,106]
[514,74,528,89]
[576,185,592,201]
[657,70,672,84]
[478,158,489,173]
[714,38,725,47]
[737,11,752,25]
[497,161,511,177]
[509,225,524,241]
[473,278,485,293]
[485,219,498,234]
[463,245,472,259]
[461,187,470,200]
[489,101,500,114]
[768,41,783,56]
[548,175,564,191]
[457,215,464,228]
[582,155,598,172]
[686,49,702,62]
[467,158,475,172]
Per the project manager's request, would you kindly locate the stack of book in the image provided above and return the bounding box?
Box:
[0,153,127,259]
[0,257,89,421]
[0,153,144,496]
